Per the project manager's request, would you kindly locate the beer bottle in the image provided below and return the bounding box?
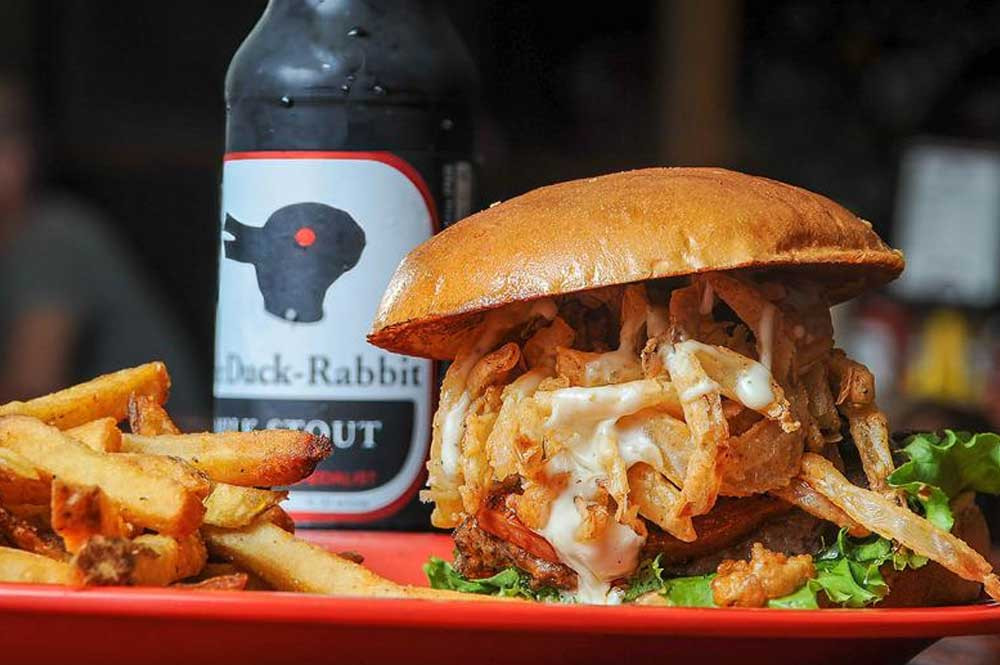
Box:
[213,0,478,529]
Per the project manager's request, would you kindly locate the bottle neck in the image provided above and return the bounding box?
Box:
[264,0,439,15]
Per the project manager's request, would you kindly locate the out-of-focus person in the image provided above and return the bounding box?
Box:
[0,75,200,422]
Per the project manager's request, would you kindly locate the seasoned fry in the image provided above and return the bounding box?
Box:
[66,418,123,453]
[257,505,295,534]
[131,533,207,586]
[51,480,133,553]
[769,477,868,537]
[0,506,67,561]
[114,453,213,496]
[0,362,170,429]
[0,416,207,536]
[128,393,181,435]
[0,546,79,585]
[71,533,206,586]
[203,483,287,529]
[799,453,1000,600]
[627,462,695,541]
[663,343,728,517]
[204,521,504,601]
[0,448,49,505]
[121,430,331,486]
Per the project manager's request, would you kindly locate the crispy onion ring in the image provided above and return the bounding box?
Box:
[799,453,1000,600]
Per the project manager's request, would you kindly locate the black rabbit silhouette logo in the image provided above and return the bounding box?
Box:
[224,202,366,323]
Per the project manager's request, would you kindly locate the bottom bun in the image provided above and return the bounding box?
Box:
[878,501,990,608]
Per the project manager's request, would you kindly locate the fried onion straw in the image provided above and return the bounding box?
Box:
[799,453,1000,600]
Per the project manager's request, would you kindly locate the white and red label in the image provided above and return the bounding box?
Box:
[213,152,435,521]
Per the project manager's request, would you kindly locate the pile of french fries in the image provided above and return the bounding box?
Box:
[0,362,478,600]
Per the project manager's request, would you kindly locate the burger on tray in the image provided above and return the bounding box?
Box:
[369,167,1000,607]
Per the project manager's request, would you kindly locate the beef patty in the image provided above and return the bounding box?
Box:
[452,493,834,591]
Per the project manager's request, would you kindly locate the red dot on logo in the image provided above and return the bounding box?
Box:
[294,227,316,248]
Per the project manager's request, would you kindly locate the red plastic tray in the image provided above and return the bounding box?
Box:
[1,531,998,665]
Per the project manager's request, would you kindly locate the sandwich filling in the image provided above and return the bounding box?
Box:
[421,271,1000,604]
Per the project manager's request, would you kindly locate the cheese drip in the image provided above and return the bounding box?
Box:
[534,379,673,603]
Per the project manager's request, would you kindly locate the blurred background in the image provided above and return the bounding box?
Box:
[3,0,1000,439]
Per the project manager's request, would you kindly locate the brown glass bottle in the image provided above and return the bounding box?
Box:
[213,0,478,529]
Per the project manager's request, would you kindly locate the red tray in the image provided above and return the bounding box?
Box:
[1,531,998,665]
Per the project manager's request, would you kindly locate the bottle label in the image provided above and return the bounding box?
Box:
[213,151,435,522]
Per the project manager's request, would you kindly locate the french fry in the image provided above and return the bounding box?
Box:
[202,521,404,596]
[0,506,68,561]
[50,479,133,553]
[202,521,502,601]
[0,546,79,585]
[71,533,206,586]
[128,393,181,435]
[120,430,331,486]
[113,453,212,496]
[116,452,281,530]
[131,533,207,586]
[627,462,695,541]
[0,362,170,429]
[203,483,287,529]
[0,416,207,536]
[0,448,49,505]
[258,505,295,534]
[66,418,122,453]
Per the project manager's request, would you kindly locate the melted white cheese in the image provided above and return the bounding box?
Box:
[534,380,675,603]
[733,362,774,410]
[757,303,775,372]
[679,376,721,402]
[673,340,775,411]
[616,421,665,469]
[440,391,471,478]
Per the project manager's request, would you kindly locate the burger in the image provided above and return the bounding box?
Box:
[368,168,1000,607]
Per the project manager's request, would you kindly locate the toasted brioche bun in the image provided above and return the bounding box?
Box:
[369,167,904,360]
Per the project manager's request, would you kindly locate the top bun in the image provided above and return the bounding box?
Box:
[369,167,904,360]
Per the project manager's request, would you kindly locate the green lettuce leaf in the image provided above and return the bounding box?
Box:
[662,574,716,607]
[623,554,666,602]
[423,556,563,601]
[889,430,1000,497]
[888,430,1000,531]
